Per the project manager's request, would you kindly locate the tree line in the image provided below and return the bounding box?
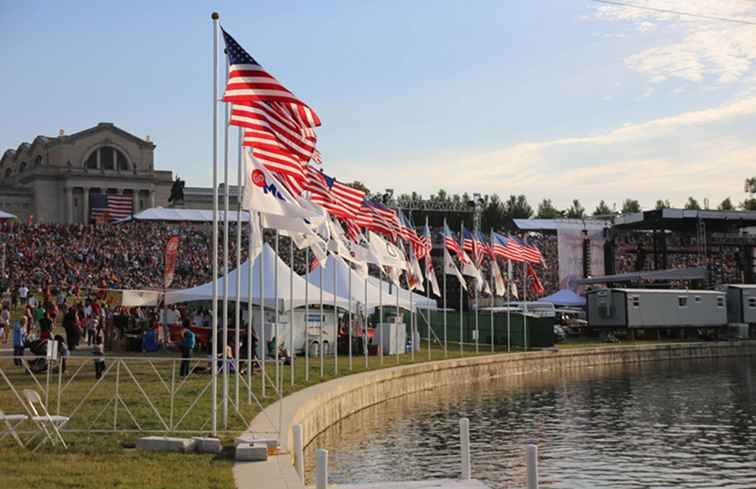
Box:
[344,176,756,232]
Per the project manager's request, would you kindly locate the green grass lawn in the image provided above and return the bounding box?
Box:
[0,301,699,489]
[0,341,493,489]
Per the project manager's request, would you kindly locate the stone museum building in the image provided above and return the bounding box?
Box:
[0,123,179,223]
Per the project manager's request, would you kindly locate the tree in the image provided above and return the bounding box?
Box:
[593,200,613,216]
[482,194,507,230]
[564,199,585,219]
[655,199,671,209]
[684,196,701,210]
[503,194,533,219]
[346,181,370,194]
[621,199,641,214]
[742,198,756,211]
[746,177,756,194]
[536,199,563,219]
[718,197,734,211]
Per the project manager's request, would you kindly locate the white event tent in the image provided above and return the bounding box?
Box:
[165,243,350,311]
[306,255,437,312]
[124,207,250,222]
[0,210,17,220]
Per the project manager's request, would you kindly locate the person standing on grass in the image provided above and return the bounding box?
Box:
[179,319,195,377]
[0,303,10,345]
[93,333,105,379]
[39,310,53,341]
[13,318,27,367]
[18,285,28,306]
[62,306,79,352]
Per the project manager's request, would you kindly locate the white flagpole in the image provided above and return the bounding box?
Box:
[409,277,414,362]
[459,222,464,357]
[319,264,324,378]
[222,45,230,430]
[259,216,266,397]
[474,270,479,354]
[274,231,280,390]
[426,217,431,361]
[523,260,528,352]
[234,127,242,410]
[304,248,310,382]
[364,267,369,369]
[507,259,511,353]
[247,211,253,404]
[490,229,494,353]
[396,277,400,365]
[333,256,338,376]
[289,239,295,387]
[379,268,384,366]
[443,219,447,358]
[348,259,353,371]
[210,11,219,436]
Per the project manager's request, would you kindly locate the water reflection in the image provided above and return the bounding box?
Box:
[305,356,756,488]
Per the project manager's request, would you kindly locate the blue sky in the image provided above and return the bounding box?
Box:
[2,0,755,210]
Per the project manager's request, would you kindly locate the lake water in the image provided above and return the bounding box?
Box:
[305,355,756,488]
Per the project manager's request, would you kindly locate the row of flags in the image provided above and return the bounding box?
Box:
[220,26,547,298]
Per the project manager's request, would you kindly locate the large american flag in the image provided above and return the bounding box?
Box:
[222,28,320,191]
[442,223,462,256]
[357,200,399,240]
[491,232,524,262]
[90,192,132,222]
[305,166,365,219]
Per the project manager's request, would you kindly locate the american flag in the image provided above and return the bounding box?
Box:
[222,28,320,127]
[222,28,320,190]
[491,232,524,262]
[521,237,544,264]
[357,200,399,240]
[463,228,489,265]
[418,223,433,261]
[397,210,423,251]
[305,166,365,219]
[442,223,462,256]
[90,192,132,222]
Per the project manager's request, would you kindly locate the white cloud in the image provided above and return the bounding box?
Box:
[350,95,756,209]
[593,1,756,85]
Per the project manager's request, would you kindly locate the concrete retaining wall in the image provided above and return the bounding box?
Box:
[236,341,756,489]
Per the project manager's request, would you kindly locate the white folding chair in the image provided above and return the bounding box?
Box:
[0,408,28,448]
[22,389,68,450]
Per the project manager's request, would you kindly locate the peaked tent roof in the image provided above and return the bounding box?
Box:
[123,207,250,223]
[537,288,586,307]
[366,276,438,311]
[0,210,17,220]
[165,244,350,310]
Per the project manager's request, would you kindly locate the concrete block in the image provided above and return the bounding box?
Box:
[235,442,268,462]
[193,436,223,454]
[136,436,196,453]
[235,435,278,449]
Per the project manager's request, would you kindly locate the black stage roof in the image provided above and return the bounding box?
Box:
[612,208,756,232]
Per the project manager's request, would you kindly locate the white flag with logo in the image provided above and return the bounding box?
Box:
[443,248,467,291]
[425,256,441,297]
[242,151,318,219]
[491,257,506,297]
[368,232,406,271]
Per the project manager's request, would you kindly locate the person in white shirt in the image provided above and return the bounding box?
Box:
[18,286,29,305]
[28,295,37,309]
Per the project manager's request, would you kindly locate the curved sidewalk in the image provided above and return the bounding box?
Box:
[234,341,756,489]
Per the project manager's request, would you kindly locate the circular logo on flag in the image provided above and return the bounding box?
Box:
[251,169,266,187]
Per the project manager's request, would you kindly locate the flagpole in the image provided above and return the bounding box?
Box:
[523,260,528,352]
[507,259,511,353]
[489,229,494,353]
[234,127,242,410]
[210,11,219,437]
[304,248,310,382]
[289,239,294,387]
[319,263,324,378]
[459,222,464,357]
[426,217,431,361]
[274,231,280,390]
[379,268,384,366]
[259,215,266,398]
[222,39,230,430]
[247,211,253,404]
[443,219,447,358]
[348,257,353,371]
[409,278,414,362]
[474,270,479,354]
[396,277,400,365]
[333,254,338,376]
[364,267,369,369]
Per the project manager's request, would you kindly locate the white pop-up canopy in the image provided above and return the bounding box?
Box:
[306,255,405,309]
[0,210,17,220]
[366,276,438,311]
[165,244,350,310]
